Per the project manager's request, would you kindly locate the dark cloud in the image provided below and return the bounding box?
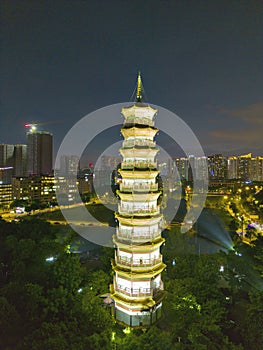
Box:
[219,101,263,124]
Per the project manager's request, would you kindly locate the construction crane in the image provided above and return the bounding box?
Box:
[24,120,63,133]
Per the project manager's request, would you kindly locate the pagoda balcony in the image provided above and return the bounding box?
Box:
[113,279,152,298]
[115,253,163,268]
[120,183,158,192]
[116,228,160,242]
[121,161,157,169]
[113,278,164,298]
[124,117,154,127]
[122,139,156,148]
[118,205,160,216]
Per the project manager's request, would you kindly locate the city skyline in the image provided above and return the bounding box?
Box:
[1,1,262,158]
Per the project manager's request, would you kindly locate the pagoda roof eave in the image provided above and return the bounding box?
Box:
[112,235,165,250]
[122,103,157,113]
[117,191,161,201]
[112,294,165,308]
[112,263,166,279]
[121,126,158,136]
[110,294,156,309]
[118,169,159,178]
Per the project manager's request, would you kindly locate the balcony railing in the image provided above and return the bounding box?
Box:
[120,183,158,192]
[118,205,160,216]
[113,278,164,298]
[114,280,152,297]
[122,139,156,148]
[121,161,157,169]
[115,254,162,267]
[124,117,154,127]
[116,228,161,241]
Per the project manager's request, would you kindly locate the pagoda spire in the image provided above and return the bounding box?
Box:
[136,71,143,102]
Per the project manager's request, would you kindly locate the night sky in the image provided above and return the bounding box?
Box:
[1,0,262,162]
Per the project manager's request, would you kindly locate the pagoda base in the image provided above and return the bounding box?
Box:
[114,302,162,327]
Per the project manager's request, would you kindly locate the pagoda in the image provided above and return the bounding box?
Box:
[110,73,166,327]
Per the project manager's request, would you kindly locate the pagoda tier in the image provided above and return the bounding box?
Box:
[115,218,162,243]
[112,270,165,299]
[120,147,159,159]
[110,73,165,327]
[117,191,161,217]
[122,138,156,148]
[121,104,157,128]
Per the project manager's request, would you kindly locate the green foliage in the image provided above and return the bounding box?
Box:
[121,326,173,350]
[0,218,114,350]
[229,219,239,233]
[242,291,263,350]
[0,212,262,349]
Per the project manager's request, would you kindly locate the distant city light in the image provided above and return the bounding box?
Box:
[45,256,56,262]
[235,251,242,257]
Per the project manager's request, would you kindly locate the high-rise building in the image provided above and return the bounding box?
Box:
[227,156,238,179]
[0,167,13,184]
[250,156,263,181]
[78,167,94,194]
[26,130,53,176]
[100,155,121,171]
[237,153,251,181]
[12,175,56,205]
[207,154,227,181]
[60,155,80,176]
[174,157,189,181]
[195,156,208,181]
[13,144,27,176]
[0,144,27,177]
[0,183,12,210]
[0,144,14,168]
[227,154,263,181]
[94,156,121,195]
[110,74,165,327]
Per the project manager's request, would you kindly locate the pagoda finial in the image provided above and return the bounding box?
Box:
[136,71,142,102]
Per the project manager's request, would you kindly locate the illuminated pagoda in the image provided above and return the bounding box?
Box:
[110,73,166,327]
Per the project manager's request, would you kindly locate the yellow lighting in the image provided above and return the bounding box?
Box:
[30,125,37,132]
[123,327,131,335]
[136,72,142,102]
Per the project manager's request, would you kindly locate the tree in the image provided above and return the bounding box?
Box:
[121,326,173,350]
[10,199,29,209]
[242,291,263,350]
[229,219,239,233]
[0,296,21,349]
[245,226,257,241]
